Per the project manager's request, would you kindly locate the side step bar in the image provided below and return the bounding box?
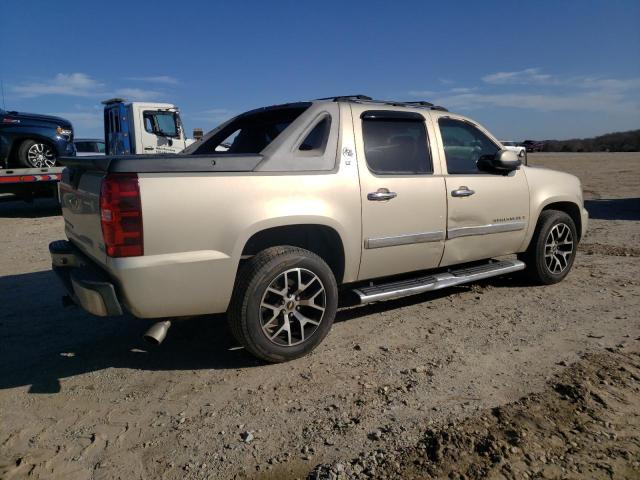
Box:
[353,259,525,304]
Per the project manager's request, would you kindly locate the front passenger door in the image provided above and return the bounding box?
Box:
[436,117,530,267]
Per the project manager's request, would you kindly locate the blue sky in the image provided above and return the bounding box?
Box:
[1,0,639,140]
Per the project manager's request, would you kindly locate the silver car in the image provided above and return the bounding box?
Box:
[74,138,105,157]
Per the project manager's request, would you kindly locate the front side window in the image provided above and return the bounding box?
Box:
[143,111,179,137]
[362,115,432,175]
[439,118,499,174]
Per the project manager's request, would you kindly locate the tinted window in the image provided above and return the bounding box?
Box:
[75,142,94,153]
[97,142,105,153]
[299,117,331,152]
[362,118,432,174]
[191,105,310,155]
[439,118,499,174]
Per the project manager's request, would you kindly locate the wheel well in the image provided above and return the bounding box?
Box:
[241,224,346,283]
[542,202,582,241]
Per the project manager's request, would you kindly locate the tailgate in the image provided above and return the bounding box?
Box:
[59,164,107,265]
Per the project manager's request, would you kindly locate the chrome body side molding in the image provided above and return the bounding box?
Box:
[364,230,445,249]
[447,220,526,239]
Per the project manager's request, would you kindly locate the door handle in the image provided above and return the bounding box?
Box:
[451,186,475,197]
[144,146,154,151]
[367,188,397,201]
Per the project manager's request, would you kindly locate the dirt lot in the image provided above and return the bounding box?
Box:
[0,152,638,479]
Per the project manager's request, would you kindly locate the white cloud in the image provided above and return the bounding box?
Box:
[189,108,236,125]
[433,90,639,114]
[10,73,172,101]
[408,90,436,97]
[482,68,554,85]
[12,73,105,98]
[126,75,179,85]
[409,69,640,115]
[114,88,162,101]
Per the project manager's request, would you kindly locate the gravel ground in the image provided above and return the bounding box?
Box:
[0,152,638,479]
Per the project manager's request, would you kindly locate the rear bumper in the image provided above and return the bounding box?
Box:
[49,240,122,316]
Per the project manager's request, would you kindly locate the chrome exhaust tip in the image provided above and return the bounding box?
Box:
[143,320,172,346]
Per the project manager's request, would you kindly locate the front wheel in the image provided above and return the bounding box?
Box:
[18,140,57,168]
[228,246,338,363]
[519,210,577,284]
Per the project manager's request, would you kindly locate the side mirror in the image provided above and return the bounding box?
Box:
[478,149,521,173]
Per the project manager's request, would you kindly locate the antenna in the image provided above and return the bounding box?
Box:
[1,80,6,110]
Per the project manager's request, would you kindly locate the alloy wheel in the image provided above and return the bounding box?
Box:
[544,223,574,274]
[259,268,326,347]
[27,143,56,168]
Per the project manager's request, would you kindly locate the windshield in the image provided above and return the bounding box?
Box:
[188,103,311,155]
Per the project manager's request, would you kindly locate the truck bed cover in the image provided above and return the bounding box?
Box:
[58,154,264,173]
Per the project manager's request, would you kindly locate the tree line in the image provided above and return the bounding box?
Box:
[540,129,640,152]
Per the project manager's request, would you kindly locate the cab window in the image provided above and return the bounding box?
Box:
[439,118,499,174]
[362,112,432,175]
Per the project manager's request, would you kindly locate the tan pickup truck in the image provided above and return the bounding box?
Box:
[50,95,588,362]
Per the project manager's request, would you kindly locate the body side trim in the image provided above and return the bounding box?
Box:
[364,230,445,249]
[447,220,526,239]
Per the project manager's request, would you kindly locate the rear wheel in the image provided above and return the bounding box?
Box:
[228,246,338,363]
[519,210,577,284]
[18,140,57,168]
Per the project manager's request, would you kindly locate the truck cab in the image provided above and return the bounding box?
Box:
[102,99,188,155]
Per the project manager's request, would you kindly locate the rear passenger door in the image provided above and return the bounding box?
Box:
[435,116,530,266]
[352,106,447,281]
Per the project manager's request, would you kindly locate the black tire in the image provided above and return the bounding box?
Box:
[519,210,577,285]
[228,246,338,363]
[17,139,57,168]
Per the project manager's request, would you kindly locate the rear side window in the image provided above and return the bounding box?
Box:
[439,118,499,174]
[362,115,432,174]
[299,117,331,153]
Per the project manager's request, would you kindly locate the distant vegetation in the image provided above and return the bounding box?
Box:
[540,129,640,152]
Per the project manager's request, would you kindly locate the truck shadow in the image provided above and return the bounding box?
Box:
[584,198,640,221]
[0,269,523,394]
[0,196,61,218]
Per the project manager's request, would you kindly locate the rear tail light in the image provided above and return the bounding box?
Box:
[100,173,143,257]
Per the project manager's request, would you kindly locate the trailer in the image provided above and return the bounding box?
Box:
[0,166,64,200]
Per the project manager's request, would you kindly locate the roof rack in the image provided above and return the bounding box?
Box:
[316,95,373,102]
[316,96,447,111]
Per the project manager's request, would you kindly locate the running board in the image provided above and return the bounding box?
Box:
[353,259,525,304]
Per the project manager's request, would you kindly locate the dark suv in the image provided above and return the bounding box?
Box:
[0,109,75,169]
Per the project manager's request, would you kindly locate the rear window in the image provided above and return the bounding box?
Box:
[190,104,311,155]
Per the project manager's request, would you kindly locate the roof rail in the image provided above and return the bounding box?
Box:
[315,95,448,111]
[316,95,373,102]
[398,101,434,107]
